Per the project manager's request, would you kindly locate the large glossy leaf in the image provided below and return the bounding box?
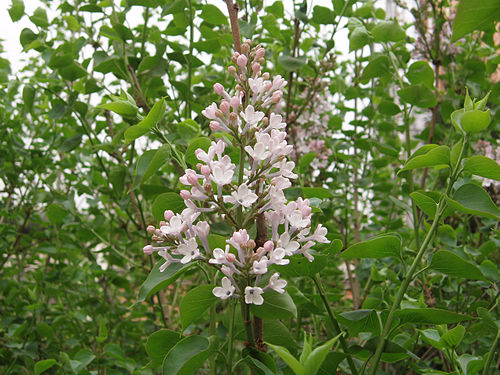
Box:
[152,192,186,221]
[200,4,228,25]
[266,343,303,375]
[371,20,405,42]
[360,55,391,83]
[446,183,500,220]
[440,324,465,349]
[341,235,401,259]
[349,26,371,51]
[430,250,488,281]
[406,61,434,88]
[124,98,166,142]
[162,335,217,375]
[303,335,342,375]
[34,359,57,375]
[399,145,450,173]
[136,262,193,303]
[395,308,475,324]
[251,290,297,319]
[451,0,500,41]
[337,309,380,335]
[464,155,500,181]
[410,191,439,217]
[146,330,181,368]
[278,55,307,71]
[180,285,217,331]
[398,84,437,108]
[263,320,298,351]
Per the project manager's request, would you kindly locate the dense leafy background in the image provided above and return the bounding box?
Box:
[1,0,499,374]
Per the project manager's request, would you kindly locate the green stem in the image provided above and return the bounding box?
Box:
[227,301,236,374]
[482,329,500,375]
[313,274,359,375]
[367,136,468,375]
[241,299,255,347]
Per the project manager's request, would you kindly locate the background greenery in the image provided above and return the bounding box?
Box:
[1,0,499,374]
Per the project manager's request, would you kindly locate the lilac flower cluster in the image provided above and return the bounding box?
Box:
[144,40,329,305]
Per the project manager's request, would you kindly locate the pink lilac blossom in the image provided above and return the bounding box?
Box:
[144,40,329,305]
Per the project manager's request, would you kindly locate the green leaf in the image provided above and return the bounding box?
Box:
[180,285,217,331]
[109,165,127,195]
[46,203,68,224]
[440,324,465,349]
[200,4,228,26]
[146,330,181,369]
[464,155,500,181]
[399,145,450,173]
[177,119,200,141]
[22,84,35,113]
[318,352,346,374]
[395,308,475,324]
[460,109,491,134]
[371,20,405,42]
[59,134,83,152]
[251,290,297,319]
[9,0,25,22]
[398,84,437,108]
[302,187,333,199]
[410,191,438,217]
[458,354,485,375]
[125,98,166,142]
[430,250,488,281]
[263,320,298,351]
[419,329,443,350]
[299,152,317,174]
[312,6,335,24]
[278,55,307,71]
[34,359,57,375]
[244,356,276,375]
[152,192,186,221]
[162,335,217,375]
[137,262,193,303]
[266,343,303,375]
[30,7,49,27]
[185,137,211,167]
[70,349,95,374]
[349,27,371,51]
[337,310,380,335]
[133,145,171,188]
[445,183,500,220]
[303,335,342,375]
[406,61,434,88]
[451,0,500,42]
[360,55,391,83]
[341,235,401,259]
[98,100,138,117]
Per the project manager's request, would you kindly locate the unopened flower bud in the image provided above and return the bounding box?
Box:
[247,239,256,250]
[221,265,233,277]
[180,189,191,199]
[265,81,273,91]
[164,210,174,221]
[237,54,248,68]
[209,121,220,131]
[159,221,166,227]
[272,91,282,103]
[201,165,211,175]
[233,232,242,243]
[213,83,224,95]
[230,96,240,109]
[241,43,250,54]
[255,47,265,59]
[220,100,230,113]
[226,253,236,262]
[228,66,237,75]
[251,62,261,73]
[143,245,153,254]
[229,112,238,122]
[147,225,156,234]
[204,183,213,194]
[255,247,264,255]
[262,117,269,125]
[187,174,198,185]
[264,241,274,251]
[262,72,270,80]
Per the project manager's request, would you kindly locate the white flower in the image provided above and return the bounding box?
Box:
[202,102,218,119]
[211,163,234,186]
[245,142,270,162]
[177,238,201,264]
[288,210,310,229]
[269,273,287,294]
[160,215,185,236]
[311,224,329,243]
[240,105,264,127]
[158,250,173,272]
[209,245,229,265]
[268,113,286,130]
[213,277,235,300]
[252,256,268,274]
[269,248,289,265]
[224,184,258,207]
[277,232,300,256]
[245,286,264,305]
